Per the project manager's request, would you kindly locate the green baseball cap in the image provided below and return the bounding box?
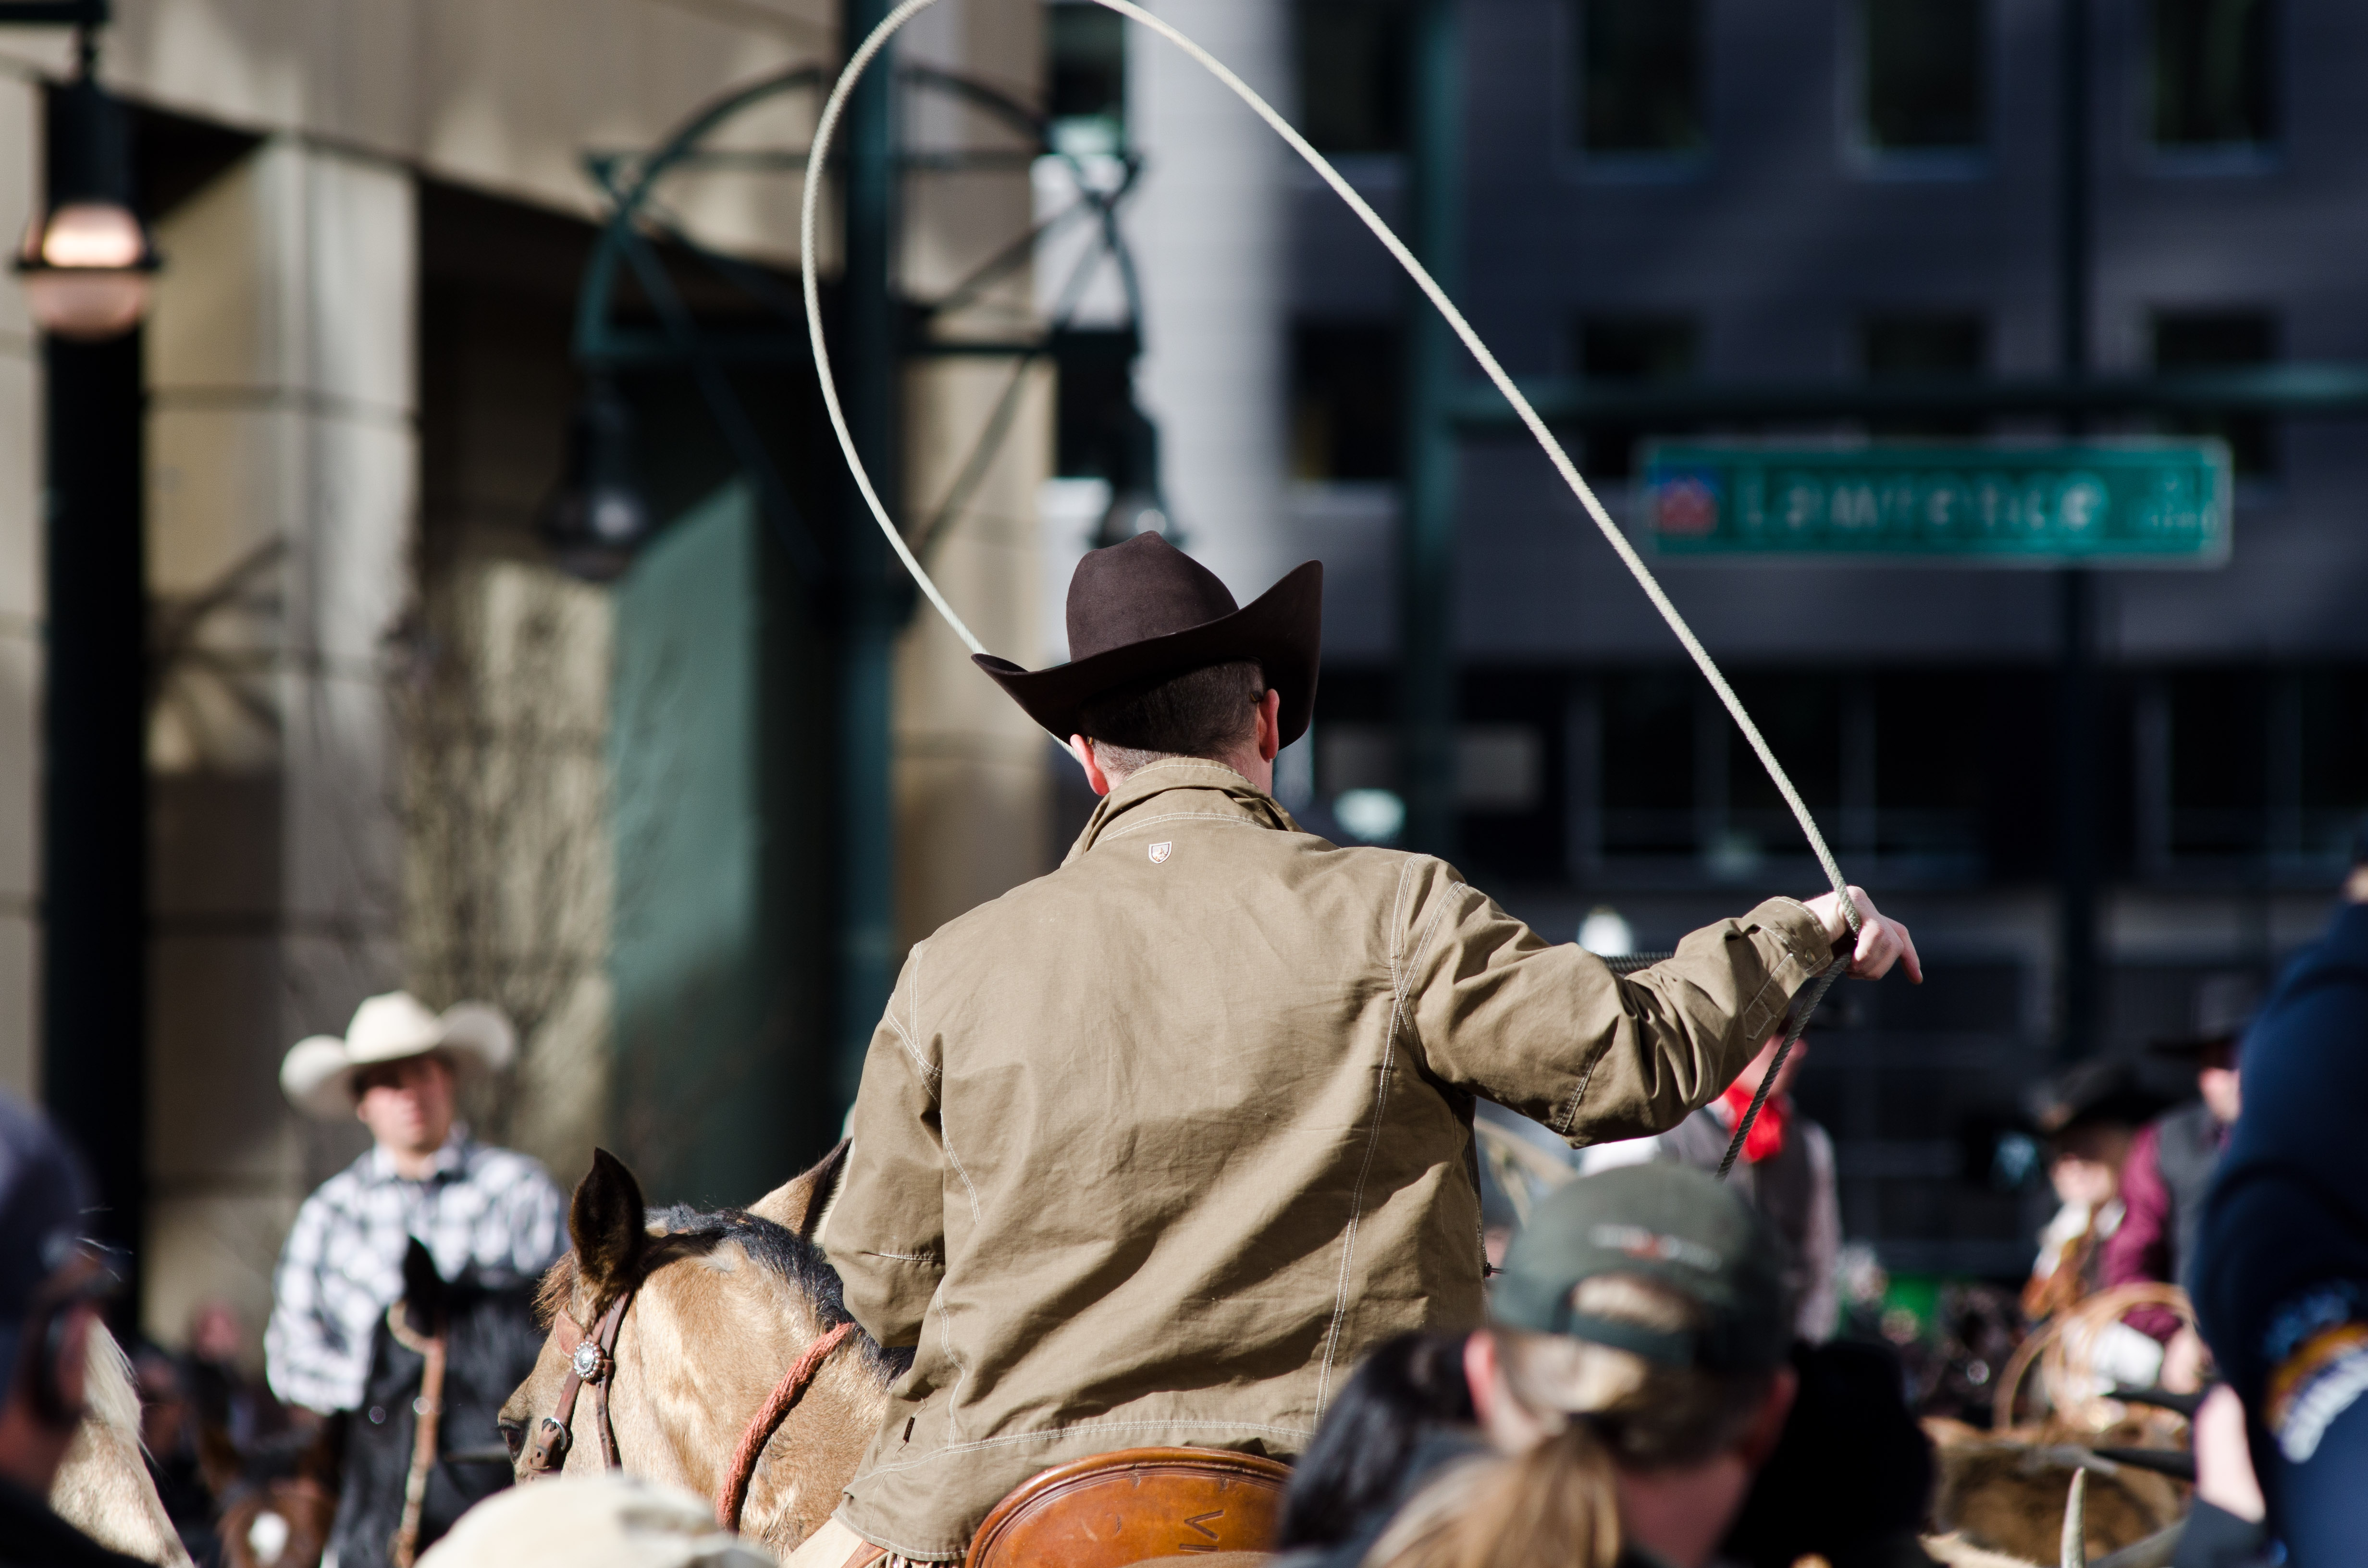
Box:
[1492,1164,1791,1373]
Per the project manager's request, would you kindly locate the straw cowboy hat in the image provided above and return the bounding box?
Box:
[974,532,1323,746]
[280,992,516,1121]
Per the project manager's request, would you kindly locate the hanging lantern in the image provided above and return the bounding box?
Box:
[537,377,655,582]
[13,70,159,341]
[1092,403,1180,549]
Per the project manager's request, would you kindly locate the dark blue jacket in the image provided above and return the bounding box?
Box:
[2193,901,2368,1408]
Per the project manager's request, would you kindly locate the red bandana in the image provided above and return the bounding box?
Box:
[1717,1081,1789,1164]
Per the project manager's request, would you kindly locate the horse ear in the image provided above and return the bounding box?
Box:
[400,1238,447,1336]
[750,1138,851,1242]
[570,1147,648,1298]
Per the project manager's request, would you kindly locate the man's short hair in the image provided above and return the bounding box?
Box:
[1497,1275,1777,1469]
[1078,660,1266,773]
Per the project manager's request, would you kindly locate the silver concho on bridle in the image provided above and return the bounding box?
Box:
[571,1340,610,1382]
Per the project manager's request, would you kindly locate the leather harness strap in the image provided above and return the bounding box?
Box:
[715,1320,858,1533]
[384,1301,448,1568]
[523,1291,633,1480]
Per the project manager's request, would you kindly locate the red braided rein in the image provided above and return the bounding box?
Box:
[715,1321,858,1533]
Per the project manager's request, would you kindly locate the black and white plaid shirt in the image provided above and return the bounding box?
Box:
[264,1132,566,1413]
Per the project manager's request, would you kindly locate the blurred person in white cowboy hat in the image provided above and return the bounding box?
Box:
[419,1473,777,1568]
[264,992,565,1416]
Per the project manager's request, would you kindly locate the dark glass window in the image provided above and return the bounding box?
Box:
[1862,0,1986,151]
[1291,321,1402,481]
[2299,669,2368,856]
[1862,312,1986,436]
[1051,328,1135,479]
[1601,671,1695,856]
[1577,0,1704,154]
[2169,669,2268,856]
[2153,310,2276,476]
[2153,0,2276,147]
[1575,315,1698,478]
[1048,1,1126,149]
[1728,673,1843,839]
[1296,0,1408,154]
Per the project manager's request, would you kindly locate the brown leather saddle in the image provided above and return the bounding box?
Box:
[962,1446,1290,1568]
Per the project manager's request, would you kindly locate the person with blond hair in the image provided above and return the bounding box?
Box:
[1285,1166,1814,1568]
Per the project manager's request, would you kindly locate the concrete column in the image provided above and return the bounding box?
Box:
[142,138,415,1348]
[895,0,1051,935]
[1127,0,1291,600]
[0,74,42,1101]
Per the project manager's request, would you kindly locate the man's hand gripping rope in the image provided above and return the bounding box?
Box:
[1715,887,1921,1180]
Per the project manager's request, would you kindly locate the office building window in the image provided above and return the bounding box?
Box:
[1862,0,1986,152]
[2144,666,2368,867]
[1291,320,1402,481]
[1048,1,1127,155]
[1862,311,1986,435]
[1296,0,1408,154]
[1599,671,1697,858]
[1575,314,1697,478]
[1576,0,1704,155]
[2153,309,2276,476]
[2153,0,2276,147]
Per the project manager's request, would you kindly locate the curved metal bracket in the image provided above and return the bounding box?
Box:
[567,56,1148,582]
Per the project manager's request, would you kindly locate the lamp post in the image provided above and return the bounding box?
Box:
[7,4,160,1311]
[12,26,158,339]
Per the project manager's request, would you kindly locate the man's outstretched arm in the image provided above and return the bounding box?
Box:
[1403,870,1917,1145]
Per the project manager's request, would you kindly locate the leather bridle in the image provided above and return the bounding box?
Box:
[520,1281,856,1535]
[522,1289,634,1478]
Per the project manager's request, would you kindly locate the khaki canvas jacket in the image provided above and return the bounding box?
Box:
[827,760,1832,1559]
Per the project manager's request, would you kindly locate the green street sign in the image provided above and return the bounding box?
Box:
[1641,441,2231,563]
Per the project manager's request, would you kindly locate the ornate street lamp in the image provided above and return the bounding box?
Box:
[12,35,159,340]
[536,377,655,582]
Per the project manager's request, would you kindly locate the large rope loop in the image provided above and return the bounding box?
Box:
[800,1,1865,1175]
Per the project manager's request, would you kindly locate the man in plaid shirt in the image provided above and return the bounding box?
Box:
[265,992,567,1414]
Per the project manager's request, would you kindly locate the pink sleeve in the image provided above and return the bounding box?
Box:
[2102,1124,2183,1342]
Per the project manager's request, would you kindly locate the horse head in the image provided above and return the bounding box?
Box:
[499,1141,900,1552]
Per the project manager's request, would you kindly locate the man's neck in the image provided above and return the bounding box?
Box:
[379,1134,456,1181]
[1614,1457,1752,1568]
[1103,748,1270,796]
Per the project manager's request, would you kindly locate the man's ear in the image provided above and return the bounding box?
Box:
[1463,1331,1501,1428]
[1737,1365,1798,1469]
[569,1148,648,1303]
[1069,733,1114,797]
[1257,689,1283,764]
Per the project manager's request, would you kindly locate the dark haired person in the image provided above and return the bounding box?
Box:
[0,1091,147,1567]
[805,535,1921,1567]
[2101,979,2251,1387]
[2192,822,2368,1560]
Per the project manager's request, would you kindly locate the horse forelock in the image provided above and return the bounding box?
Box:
[534,1250,579,1329]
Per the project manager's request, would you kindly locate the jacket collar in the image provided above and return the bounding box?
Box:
[1063,759,1301,867]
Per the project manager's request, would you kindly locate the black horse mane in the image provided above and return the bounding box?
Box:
[641,1203,913,1379]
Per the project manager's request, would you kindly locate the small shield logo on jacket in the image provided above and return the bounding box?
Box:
[1149,842,1172,864]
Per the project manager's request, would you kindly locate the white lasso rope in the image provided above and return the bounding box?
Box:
[799,1,1863,950]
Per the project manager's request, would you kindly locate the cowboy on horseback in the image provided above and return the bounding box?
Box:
[266,994,565,1422]
[803,535,1921,1567]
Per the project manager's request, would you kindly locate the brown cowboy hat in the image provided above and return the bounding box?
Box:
[974,533,1323,745]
